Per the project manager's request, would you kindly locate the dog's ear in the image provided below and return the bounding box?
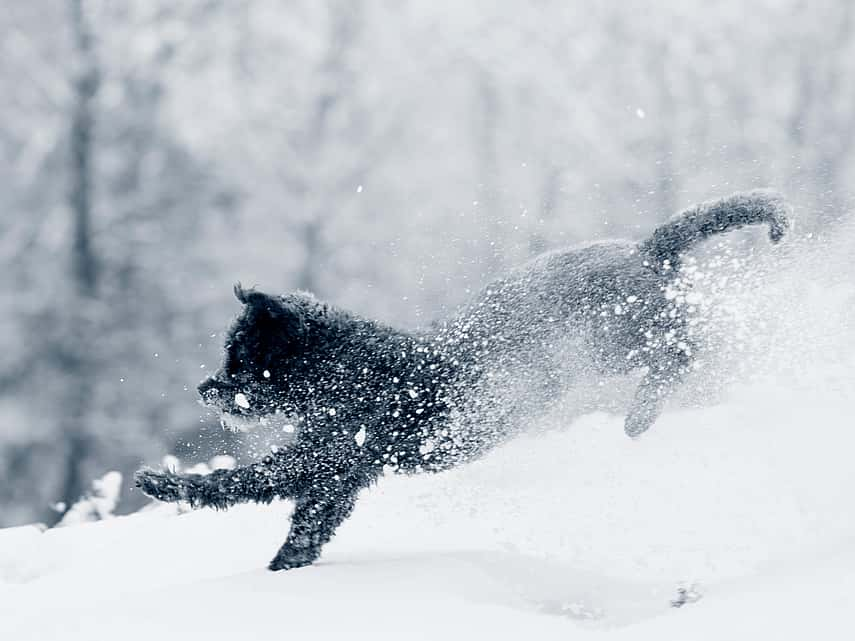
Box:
[234,283,278,313]
[234,284,306,337]
[233,282,249,304]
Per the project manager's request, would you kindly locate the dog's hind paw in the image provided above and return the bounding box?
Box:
[624,415,652,438]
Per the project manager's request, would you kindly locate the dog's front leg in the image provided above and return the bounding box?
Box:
[135,457,297,509]
[135,441,326,508]
[268,475,363,571]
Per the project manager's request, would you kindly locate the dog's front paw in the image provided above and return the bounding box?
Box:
[268,544,319,571]
[134,468,190,503]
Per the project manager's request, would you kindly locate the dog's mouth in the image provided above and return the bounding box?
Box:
[219,410,302,436]
[198,387,300,435]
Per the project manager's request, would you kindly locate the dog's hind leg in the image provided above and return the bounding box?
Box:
[268,474,364,571]
[624,348,690,437]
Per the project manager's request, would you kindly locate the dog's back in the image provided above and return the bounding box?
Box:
[439,189,791,438]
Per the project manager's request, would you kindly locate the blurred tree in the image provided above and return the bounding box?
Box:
[1,0,855,526]
[0,0,232,524]
[59,0,102,514]
[787,0,855,219]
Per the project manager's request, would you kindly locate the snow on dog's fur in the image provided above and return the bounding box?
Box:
[136,189,791,571]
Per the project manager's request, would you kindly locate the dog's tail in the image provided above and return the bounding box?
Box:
[640,189,791,267]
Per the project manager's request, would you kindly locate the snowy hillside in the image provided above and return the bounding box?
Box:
[3,392,855,640]
[3,232,854,640]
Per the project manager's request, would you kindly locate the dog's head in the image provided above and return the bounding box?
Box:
[199,285,318,434]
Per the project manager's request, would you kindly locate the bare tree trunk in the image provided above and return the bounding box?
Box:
[529,164,560,256]
[296,218,322,293]
[788,0,854,223]
[292,0,362,295]
[57,0,101,520]
[475,71,504,276]
[70,0,99,297]
[651,42,677,217]
[814,1,855,220]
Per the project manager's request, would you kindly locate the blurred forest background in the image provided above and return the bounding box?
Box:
[1,0,853,527]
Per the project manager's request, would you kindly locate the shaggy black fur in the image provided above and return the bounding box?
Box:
[136,189,791,571]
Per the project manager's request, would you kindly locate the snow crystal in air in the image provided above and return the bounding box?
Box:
[234,392,250,409]
[263,370,271,378]
[354,426,367,447]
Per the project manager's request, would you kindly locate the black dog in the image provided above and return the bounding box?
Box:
[136,189,790,570]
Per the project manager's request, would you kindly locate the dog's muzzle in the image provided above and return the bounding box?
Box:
[198,376,249,414]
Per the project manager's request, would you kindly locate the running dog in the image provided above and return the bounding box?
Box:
[136,189,790,570]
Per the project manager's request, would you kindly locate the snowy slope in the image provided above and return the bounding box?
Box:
[3,392,855,641]
[3,234,854,640]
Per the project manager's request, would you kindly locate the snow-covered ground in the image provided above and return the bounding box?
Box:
[2,390,855,640]
[2,233,854,640]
